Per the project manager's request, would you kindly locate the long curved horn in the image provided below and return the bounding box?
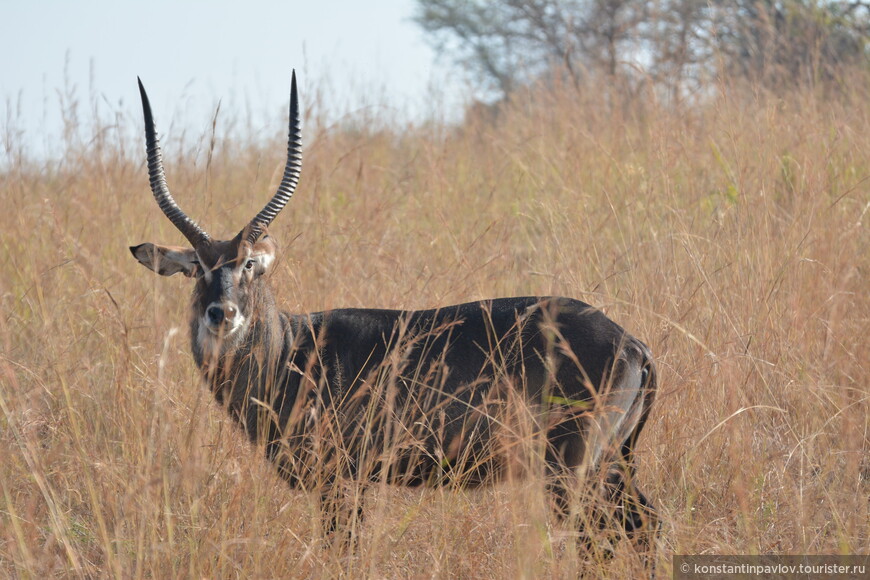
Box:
[138,78,210,248]
[240,70,302,244]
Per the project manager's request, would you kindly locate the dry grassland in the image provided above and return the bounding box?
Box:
[1,75,868,578]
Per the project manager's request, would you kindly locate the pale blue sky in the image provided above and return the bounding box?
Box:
[1,0,467,158]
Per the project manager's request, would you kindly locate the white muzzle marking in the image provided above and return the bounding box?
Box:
[198,301,247,355]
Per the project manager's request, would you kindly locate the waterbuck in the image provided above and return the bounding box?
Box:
[130,71,659,555]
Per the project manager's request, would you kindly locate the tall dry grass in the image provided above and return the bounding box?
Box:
[0,72,867,578]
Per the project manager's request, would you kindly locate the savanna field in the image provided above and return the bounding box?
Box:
[1,75,867,578]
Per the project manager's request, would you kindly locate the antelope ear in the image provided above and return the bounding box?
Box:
[130,243,199,277]
[251,236,277,272]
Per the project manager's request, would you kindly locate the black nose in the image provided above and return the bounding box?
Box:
[207,305,225,325]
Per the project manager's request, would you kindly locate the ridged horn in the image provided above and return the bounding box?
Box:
[137,78,210,248]
[240,69,302,244]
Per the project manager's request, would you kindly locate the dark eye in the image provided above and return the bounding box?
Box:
[245,259,255,271]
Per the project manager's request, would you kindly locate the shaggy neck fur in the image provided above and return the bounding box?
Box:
[190,277,288,432]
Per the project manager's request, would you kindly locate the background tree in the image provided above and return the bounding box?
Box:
[413,0,647,100]
[708,0,870,85]
[414,0,869,103]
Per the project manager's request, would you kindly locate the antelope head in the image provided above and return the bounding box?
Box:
[130,71,302,359]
